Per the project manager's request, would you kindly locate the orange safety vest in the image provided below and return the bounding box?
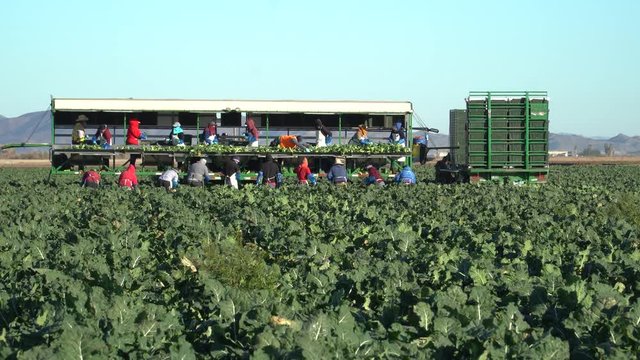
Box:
[280,135,297,148]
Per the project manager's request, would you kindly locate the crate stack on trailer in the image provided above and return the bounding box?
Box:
[448,109,467,166]
[450,91,549,183]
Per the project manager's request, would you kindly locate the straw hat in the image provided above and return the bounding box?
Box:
[335,157,345,165]
[76,114,89,123]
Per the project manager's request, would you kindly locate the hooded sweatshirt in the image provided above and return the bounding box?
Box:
[246,118,259,140]
[119,164,138,188]
[126,119,142,145]
[295,157,311,182]
[82,170,101,185]
[187,159,210,183]
[395,166,417,184]
[260,154,280,182]
[203,122,217,138]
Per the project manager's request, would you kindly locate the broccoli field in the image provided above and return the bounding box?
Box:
[1,166,639,359]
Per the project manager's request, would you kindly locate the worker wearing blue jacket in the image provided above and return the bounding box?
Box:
[394,165,417,185]
[327,157,348,185]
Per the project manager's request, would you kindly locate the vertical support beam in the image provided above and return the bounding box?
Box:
[196,114,200,145]
[123,114,127,145]
[265,114,270,144]
[487,93,492,169]
[407,113,413,164]
[338,114,342,145]
[524,92,530,170]
[50,108,55,146]
[50,107,55,176]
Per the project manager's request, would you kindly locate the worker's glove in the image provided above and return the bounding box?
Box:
[140,133,147,140]
[276,173,284,187]
[256,171,263,185]
[308,174,317,186]
[235,173,242,182]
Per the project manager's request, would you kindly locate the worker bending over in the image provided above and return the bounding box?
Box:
[81,169,101,188]
[363,165,385,187]
[223,156,241,189]
[187,158,211,187]
[256,154,282,188]
[271,135,308,150]
[119,159,139,189]
[394,165,417,185]
[327,157,348,185]
[159,166,180,192]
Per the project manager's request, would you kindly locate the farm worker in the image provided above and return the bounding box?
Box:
[126,118,145,145]
[93,124,113,149]
[394,165,417,185]
[118,163,138,189]
[222,156,241,189]
[245,117,259,147]
[327,157,348,185]
[72,115,90,144]
[349,124,371,145]
[256,154,282,188]
[315,118,333,147]
[363,165,385,187]
[295,157,315,185]
[435,154,456,184]
[202,121,218,145]
[80,169,101,188]
[388,124,406,146]
[165,122,185,146]
[186,158,211,187]
[413,135,429,165]
[274,135,308,150]
[159,166,180,192]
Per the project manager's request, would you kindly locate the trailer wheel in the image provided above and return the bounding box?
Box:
[52,154,71,170]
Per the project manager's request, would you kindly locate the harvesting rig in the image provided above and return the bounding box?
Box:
[41,98,418,180]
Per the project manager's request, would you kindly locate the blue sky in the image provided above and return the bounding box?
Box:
[1,0,638,137]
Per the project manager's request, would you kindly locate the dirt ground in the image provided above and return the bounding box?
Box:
[0,159,51,168]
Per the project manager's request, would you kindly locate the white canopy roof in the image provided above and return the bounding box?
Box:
[52,98,413,115]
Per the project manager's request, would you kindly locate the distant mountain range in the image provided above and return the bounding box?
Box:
[1,111,639,155]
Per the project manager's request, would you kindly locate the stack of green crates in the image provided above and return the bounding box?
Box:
[449,110,467,166]
[465,91,549,182]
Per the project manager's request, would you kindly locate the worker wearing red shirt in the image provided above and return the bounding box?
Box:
[295,157,314,185]
[119,163,138,189]
[81,170,101,188]
[363,165,385,187]
[126,118,143,145]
